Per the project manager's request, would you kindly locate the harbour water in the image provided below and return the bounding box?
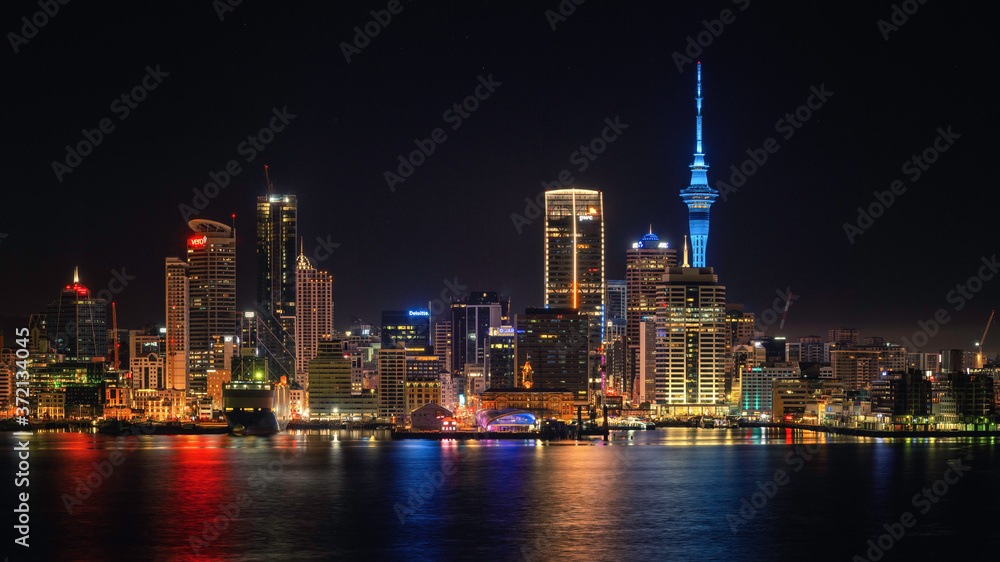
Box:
[4,428,997,561]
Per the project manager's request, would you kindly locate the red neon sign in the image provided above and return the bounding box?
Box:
[189,235,208,247]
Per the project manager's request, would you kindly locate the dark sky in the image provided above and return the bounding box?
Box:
[2,0,998,353]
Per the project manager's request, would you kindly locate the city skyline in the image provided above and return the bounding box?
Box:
[2,2,996,351]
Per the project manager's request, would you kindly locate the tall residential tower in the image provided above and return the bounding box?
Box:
[256,172,298,380]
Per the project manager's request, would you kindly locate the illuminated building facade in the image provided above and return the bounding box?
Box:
[377,346,407,420]
[128,330,163,389]
[480,388,576,420]
[654,266,726,412]
[544,188,604,395]
[294,248,333,389]
[486,326,516,389]
[165,257,189,391]
[626,231,677,401]
[187,219,237,396]
[432,320,452,372]
[309,339,362,418]
[725,304,756,402]
[256,192,298,380]
[449,292,503,374]
[45,269,107,361]
[678,62,718,268]
[514,308,590,401]
[405,376,442,415]
[381,310,430,352]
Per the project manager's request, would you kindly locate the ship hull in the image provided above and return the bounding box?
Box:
[225,409,284,435]
[223,381,290,435]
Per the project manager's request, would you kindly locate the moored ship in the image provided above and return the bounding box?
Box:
[223,379,290,435]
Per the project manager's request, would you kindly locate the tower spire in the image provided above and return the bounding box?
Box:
[679,60,718,268]
[73,266,79,284]
[682,235,690,267]
[695,61,703,155]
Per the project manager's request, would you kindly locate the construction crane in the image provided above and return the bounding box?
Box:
[111,301,120,371]
[264,164,274,194]
[978,309,994,368]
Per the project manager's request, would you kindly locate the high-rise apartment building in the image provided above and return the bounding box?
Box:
[654,265,726,414]
[828,328,860,346]
[377,347,407,420]
[256,189,298,380]
[432,320,452,372]
[165,257,189,391]
[187,219,236,396]
[294,248,333,389]
[626,231,676,401]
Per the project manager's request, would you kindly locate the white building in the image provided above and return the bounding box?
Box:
[294,249,334,389]
[654,264,726,415]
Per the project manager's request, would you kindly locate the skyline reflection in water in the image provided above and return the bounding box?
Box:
[4,428,996,561]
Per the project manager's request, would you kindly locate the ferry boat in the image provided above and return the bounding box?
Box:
[223,379,290,435]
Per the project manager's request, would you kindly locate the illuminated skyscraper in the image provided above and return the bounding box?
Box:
[294,246,333,389]
[164,257,189,391]
[45,268,107,361]
[679,62,718,268]
[514,308,590,401]
[654,261,726,414]
[544,188,604,396]
[187,219,236,396]
[449,292,502,374]
[625,231,676,401]
[381,310,430,352]
[256,180,298,380]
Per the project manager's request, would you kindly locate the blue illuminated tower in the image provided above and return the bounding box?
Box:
[679,61,717,268]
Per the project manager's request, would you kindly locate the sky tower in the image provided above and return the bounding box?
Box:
[679,61,718,268]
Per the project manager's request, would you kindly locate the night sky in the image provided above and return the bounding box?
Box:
[3,1,997,352]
